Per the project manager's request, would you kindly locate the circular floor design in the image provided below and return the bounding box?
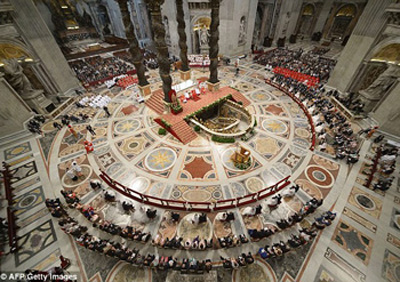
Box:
[177,213,213,240]
[145,147,177,172]
[115,119,140,134]
[355,194,376,210]
[262,119,288,135]
[48,68,341,211]
[62,165,92,188]
[305,165,334,188]
[233,259,277,282]
[246,177,265,193]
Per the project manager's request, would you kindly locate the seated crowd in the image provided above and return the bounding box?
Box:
[269,73,360,163]
[361,143,398,192]
[247,194,324,241]
[27,115,46,135]
[58,190,154,243]
[255,47,336,81]
[42,175,339,274]
[69,56,134,84]
[46,197,218,272]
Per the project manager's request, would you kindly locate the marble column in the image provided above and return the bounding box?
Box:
[10,0,80,95]
[116,0,149,88]
[327,0,393,93]
[145,0,173,102]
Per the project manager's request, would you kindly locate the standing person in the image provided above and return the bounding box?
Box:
[367,126,378,139]
[65,168,78,181]
[86,125,96,136]
[53,121,63,130]
[103,106,111,117]
[71,161,83,178]
[84,140,94,154]
[235,67,240,77]
[68,125,78,139]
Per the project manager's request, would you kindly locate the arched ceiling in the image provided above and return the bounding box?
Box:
[336,4,356,17]
[193,17,211,31]
[303,4,314,16]
[371,44,400,65]
[0,43,33,65]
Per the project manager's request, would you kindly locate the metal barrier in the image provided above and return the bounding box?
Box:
[100,171,290,212]
[265,79,316,151]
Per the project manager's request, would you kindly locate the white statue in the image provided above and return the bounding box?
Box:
[163,17,171,46]
[2,58,34,99]
[200,26,209,46]
[238,17,246,44]
[363,65,400,99]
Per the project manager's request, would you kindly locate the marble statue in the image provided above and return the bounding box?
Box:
[363,65,400,99]
[2,58,35,99]
[163,17,171,46]
[200,27,209,46]
[238,17,246,45]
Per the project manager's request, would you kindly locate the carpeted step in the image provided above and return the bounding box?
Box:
[170,120,198,144]
[145,90,165,114]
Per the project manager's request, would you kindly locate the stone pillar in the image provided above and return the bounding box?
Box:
[258,5,271,46]
[145,0,173,102]
[208,0,222,85]
[30,61,61,98]
[313,0,334,34]
[116,0,149,93]
[10,0,80,95]
[107,1,126,38]
[273,0,303,46]
[86,1,104,39]
[371,79,400,136]
[327,0,393,93]
[0,73,33,136]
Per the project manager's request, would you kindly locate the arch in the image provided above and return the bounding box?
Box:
[297,3,317,36]
[371,44,400,65]
[302,3,315,16]
[335,4,357,17]
[192,15,211,31]
[0,39,35,65]
[191,15,211,54]
[328,3,358,39]
[365,37,400,64]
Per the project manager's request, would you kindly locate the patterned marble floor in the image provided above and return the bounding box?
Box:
[0,57,399,282]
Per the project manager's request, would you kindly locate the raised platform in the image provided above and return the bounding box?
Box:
[153,86,250,144]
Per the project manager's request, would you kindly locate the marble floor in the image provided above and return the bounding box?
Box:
[0,55,399,282]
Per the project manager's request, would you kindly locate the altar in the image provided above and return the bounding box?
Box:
[172,79,195,92]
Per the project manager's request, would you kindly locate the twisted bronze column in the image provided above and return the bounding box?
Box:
[145,0,173,103]
[116,0,149,86]
[208,0,222,84]
[176,0,190,72]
